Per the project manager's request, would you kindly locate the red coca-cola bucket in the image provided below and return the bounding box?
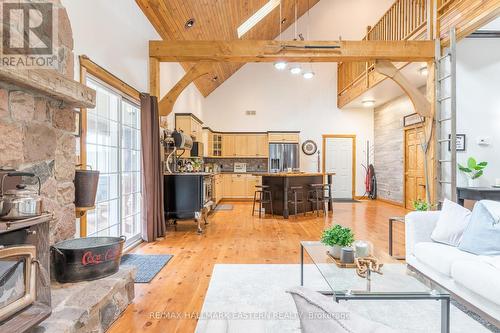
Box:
[51,236,126,283]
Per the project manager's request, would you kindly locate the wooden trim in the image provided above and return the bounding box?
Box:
[79,55,141,102]
[322,134,357,198]
[175,113,204,125]
[79,65,88,238]
[149,57,160,97]
[376,197,405,208]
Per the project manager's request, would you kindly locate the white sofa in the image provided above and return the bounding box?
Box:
[405,211,500,324]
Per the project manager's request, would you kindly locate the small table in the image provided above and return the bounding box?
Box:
[300,241,451,333]
[388,216,405,260]
[457,187,500,206]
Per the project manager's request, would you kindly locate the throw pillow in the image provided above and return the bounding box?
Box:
[431,199,471,246]
[459,200,500,255]
[287,287,398,333]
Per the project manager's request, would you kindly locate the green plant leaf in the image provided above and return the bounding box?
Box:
[477,161,488,167]
[467,157,477,169]
[472,170,483,179]
[458,164,471,173]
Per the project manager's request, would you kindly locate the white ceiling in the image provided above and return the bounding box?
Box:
[341,62,428,109]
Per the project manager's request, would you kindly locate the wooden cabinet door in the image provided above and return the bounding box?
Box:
[223,174,232,196]
[246,135,257,157]
[405,126,426,209]
[234,135,248,157]
[245,175,259,196]
[282,133,299,143]
[256,135,268,157]
[222,135,235,157]
[231,174,246,196]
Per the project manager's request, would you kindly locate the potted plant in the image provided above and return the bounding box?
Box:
[412,199,429,211]
[458,157,488,187]
[321,225,355,259]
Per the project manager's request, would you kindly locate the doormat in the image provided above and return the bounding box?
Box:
[214,204,234,211]
[120,254,173,283]
[332,198,360,203]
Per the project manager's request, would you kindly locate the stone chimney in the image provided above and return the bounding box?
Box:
[0,0,95,243]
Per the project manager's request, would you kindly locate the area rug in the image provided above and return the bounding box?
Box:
[332,198,360,203]
[214,204,234,211]
[120,254,172,283]
[195,264,495,333]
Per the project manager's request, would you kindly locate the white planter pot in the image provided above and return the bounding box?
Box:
[468,178,477,187]
[328,245,342,259]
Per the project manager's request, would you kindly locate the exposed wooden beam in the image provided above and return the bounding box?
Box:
[159,62,213,117]
[150,40,435,63]
[149,57,160,97]
[374,60,432,118]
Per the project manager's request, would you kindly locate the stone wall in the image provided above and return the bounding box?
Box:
[0,1,77,243]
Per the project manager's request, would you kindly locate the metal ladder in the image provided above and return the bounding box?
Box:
[435,28,457,204]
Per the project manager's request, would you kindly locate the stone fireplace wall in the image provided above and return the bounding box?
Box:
[0,1,77,243]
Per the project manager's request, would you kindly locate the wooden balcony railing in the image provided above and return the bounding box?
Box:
[338,0,428,96]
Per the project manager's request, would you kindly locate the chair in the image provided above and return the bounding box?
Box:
[288,186,306,218]
[308,183,333,216]
[252,185,273,218]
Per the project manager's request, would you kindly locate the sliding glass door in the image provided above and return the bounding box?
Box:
[85,77,142,245]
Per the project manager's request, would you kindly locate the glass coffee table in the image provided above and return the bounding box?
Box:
[300,241,451,333]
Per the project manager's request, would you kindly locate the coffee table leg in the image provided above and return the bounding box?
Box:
[300,243,304,286]
[441,297,450,333]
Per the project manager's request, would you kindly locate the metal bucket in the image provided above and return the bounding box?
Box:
[51,236,125,283]
[74,166,99,208]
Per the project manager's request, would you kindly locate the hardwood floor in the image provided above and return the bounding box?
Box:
[109,200,407,333]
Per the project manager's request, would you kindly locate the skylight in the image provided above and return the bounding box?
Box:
[237,0,281,38]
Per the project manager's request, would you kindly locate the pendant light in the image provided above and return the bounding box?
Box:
[290,65,302,74]
[274,2,287,71]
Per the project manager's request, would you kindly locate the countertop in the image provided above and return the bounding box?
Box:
[255,172,335,177]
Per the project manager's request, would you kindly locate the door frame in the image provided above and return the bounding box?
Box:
[322,134,356,198]
[403,124,424,210]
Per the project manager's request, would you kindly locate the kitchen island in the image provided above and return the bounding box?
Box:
[256,173,334,219]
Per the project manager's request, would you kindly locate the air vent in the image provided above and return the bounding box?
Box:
[245,110,257,116]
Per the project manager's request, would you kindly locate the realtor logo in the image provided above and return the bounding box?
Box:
[1,0,58,68]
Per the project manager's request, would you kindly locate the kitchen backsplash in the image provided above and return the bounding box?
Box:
[204,158,268,172]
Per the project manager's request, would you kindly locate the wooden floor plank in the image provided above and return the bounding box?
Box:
[109,200,407,333]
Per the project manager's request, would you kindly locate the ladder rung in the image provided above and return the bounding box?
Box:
[438,53,451,62]
[438,139,451,143]
[438,74,451,81]
[438,96,451,102]
[439,180,452,184]
[439,160,452,163]
[439,117,452,122]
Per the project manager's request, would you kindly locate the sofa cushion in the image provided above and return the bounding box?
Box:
[451,259,500,306]
[431,199,471,246]
[287,286,398,333]
[414,242,477,277]
[459,200,500,255]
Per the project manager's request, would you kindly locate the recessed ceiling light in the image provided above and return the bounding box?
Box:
[185,18,195,29]
[362,99,376,108]
[303,71,315,79]
[419,65,429,76]
[290,66,302,75]
[237,0,281,38]
[274,61,287,70]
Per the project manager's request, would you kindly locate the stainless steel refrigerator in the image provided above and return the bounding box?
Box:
[269,143,300,172]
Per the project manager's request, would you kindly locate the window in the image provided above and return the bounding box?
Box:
[85,77,142,245]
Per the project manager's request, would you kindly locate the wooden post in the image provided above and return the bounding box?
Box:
[149,57,160,98]
[79,65,88,238]
[426,59,437,206]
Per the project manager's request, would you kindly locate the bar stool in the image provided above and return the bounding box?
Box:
[288,186,306,218]
[252,185,273,218]
[308,183,333,216]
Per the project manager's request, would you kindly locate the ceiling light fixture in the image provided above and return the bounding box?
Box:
[419,65,429,76]
[237,0,281,38]
[303,71,315,79]
[185,18,195,29]
[290,66,302,74]
[362,99,376,108]
[274,61,287,70]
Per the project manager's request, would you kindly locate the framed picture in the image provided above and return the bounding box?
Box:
[448,134,466,151]
[73,110,81,137]
[403,113,425,127]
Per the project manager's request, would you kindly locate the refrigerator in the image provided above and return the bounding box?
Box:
[269,143,300,172]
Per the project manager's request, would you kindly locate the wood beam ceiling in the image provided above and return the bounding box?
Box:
[136,0,320,97]
[149,40,435,63]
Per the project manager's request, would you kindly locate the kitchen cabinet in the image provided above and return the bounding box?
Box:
[255,134,269,157]
[219,134,268,158]
[268,132,299,143]
[234,135,248,157]
[213,174,224,204]
[175,114,203,141]
[222,135,236,157]
[218,173,262,199]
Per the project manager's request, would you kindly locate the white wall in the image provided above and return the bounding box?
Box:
[456,38,500,187]
[203,0,393,196]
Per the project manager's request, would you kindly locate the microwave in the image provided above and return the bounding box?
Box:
[191,142,204,157]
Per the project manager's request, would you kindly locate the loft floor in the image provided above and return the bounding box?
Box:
[109,200,407,333]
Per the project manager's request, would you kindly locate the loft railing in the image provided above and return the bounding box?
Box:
[338,0,428,97]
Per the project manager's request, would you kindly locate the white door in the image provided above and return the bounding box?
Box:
[325,137,353,199]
